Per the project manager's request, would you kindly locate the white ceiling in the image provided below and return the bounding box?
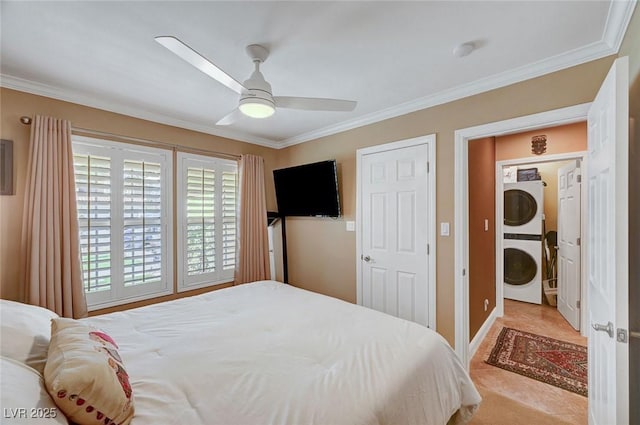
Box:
[0,1,635,148]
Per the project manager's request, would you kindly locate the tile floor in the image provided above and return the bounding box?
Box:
[470,299,588,425]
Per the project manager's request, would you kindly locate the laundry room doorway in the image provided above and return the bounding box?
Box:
[464,121,589,356]
[497,153,586,332]
[492,122,588,335]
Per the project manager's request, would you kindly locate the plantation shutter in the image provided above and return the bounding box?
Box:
[72,137,173,309]
[73,153,112,293]
[177,153,238,291]
[123,160,163,286]
[186,167,216,275]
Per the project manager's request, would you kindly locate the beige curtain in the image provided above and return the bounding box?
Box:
[234,154,271,284]
[21,115,87,318]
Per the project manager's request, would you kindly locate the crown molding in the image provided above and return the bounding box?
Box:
[0,74,280,149]
[280,40,616,147]
[603,0,637,51]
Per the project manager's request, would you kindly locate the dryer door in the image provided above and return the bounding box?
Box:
[504,190,537,226]
[503,181,544,235]
[503,238,542,304]
[504,247,537,285]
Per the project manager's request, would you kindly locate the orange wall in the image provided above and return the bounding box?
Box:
[495,122,587,161]
[468,137,496,340]
[0,88,279,307]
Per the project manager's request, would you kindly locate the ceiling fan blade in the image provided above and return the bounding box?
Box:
[216,109,242,126]
[155,36,246,95]
[274,96,357,112]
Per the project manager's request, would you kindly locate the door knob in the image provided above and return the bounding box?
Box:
[363,256,371,262]
[592,321,614,338]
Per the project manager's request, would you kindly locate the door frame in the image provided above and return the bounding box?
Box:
[356,134,437,329]
[496,153,587,336]
[454,103,590,368]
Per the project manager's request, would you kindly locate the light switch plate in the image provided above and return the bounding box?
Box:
[440,222,450,236]
[346,221,355,232]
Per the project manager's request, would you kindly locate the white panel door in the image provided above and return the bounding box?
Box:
[587,57,629,425]
[360,143,430,327]
[557,160,581,330]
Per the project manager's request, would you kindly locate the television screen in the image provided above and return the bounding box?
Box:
[273,160,340,217]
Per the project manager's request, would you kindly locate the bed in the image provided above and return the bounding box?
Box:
[1,280,481,425]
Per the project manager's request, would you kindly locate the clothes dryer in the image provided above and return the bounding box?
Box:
[503,234,542,304]
[504,181,544,236]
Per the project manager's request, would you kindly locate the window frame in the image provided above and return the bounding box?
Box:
[73,136,174,310]
[176,152,238,292]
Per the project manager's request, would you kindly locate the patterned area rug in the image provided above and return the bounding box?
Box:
[485,327,587,396]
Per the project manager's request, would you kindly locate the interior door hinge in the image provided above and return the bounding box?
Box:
[617,329,628,343]
[462,268,466,276]
[576,300,580,309]
[577,237,581,246]
[577,174,582,183]
[427,244,430,255]
[427,162,430,173]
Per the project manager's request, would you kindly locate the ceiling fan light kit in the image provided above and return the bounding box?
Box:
[238,52,276,118]
[239,97,275,118]
[155,36,357,125]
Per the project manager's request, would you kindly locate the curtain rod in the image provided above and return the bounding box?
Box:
[19,116,241,160]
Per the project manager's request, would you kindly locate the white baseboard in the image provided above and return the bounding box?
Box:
[469,307,498,360]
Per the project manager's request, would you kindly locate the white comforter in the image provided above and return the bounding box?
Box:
[84,281,481,425]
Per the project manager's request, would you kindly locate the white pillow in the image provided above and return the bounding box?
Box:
[0,356,68,424]
[0,300,59,374]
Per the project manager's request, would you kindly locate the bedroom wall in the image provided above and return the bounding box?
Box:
[0,88,279,309]
[276,56,615,346]
[467,137,495,341]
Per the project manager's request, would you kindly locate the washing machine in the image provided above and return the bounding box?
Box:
[503,235,542,304]
[503,180,544,304]
[504,181,544,235]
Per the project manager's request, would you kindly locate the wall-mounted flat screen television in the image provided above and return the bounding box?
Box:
[273,160,340,217]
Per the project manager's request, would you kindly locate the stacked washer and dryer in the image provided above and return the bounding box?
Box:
[503,181,544,305]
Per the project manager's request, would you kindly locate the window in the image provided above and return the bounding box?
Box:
[73,136,173,309]
[176,152,238,291]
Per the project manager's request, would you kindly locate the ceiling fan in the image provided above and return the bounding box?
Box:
[155,36,357,126]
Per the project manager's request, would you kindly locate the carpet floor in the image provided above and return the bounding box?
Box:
[485,327,587,396]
